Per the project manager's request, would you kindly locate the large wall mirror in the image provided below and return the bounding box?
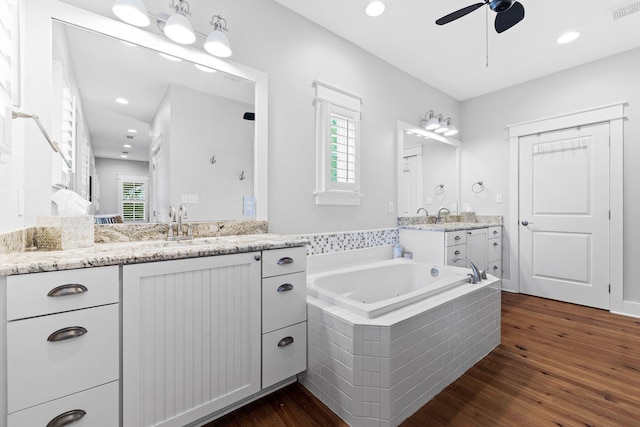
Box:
[396,120,460,216]
[43,1,268,222]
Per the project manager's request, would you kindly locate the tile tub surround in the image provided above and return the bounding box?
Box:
[302,228,399,256]
[0,233,308,276]
[301,282,501,427]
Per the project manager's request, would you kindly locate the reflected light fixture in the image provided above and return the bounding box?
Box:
[204,15,232,57]
[112,0,150,27]
[164,0,196,44]
[365,1,386,17]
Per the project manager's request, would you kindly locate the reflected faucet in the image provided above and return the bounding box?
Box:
[451,257,482,284]
[436,207,450,224]
[416,208,429,216]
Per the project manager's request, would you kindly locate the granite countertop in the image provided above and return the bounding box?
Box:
[399,222,502,232]
[0,234,309,276]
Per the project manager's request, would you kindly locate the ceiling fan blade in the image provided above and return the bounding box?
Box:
[494,1,525,33]
[435,2,486,25]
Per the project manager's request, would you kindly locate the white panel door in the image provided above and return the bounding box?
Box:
[122,253,262,427]
[519,123,609,309]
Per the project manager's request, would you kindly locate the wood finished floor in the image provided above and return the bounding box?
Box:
[205,292,640,426]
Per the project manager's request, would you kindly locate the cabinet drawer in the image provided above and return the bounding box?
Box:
[7,266,119,321]
[262,322,307,389]
[263,272,307,334]
[444,231,467,246]
[262,247,307,278]
[488,261,502,278]
[8,304,119,413]
[445,244,467,265]
[487,238,502,263]
[488,226,502,239]
[8,380,119,427]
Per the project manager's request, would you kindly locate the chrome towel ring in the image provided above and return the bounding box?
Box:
[472,181,485,193]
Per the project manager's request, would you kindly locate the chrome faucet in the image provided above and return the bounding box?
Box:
[167,204,192,241]
[451,257,482,284]
[416,207,429,216]
[436,207,450,224]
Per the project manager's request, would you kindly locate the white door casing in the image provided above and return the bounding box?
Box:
[507,102,625,314]
[519,124,610,309]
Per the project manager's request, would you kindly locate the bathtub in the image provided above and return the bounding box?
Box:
[306,257,472,318]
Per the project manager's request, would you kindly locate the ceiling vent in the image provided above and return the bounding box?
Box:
[610,1,640,21]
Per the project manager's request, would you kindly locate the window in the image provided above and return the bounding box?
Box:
[314,80,362,205]
[118,175,148,222]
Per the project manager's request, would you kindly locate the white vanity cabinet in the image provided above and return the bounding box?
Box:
[4,266,120,427]
[487,226,503,278]
[260,247,308,389]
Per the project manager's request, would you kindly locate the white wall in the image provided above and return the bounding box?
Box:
[460,48,640,302]
[94,157,149,215]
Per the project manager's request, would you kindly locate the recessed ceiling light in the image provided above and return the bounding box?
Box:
[115,97,129,105]
[159,52,182,62]
[128,129,137,133]
[194,63,217,73]
[123,144,132,148]
[365,1,386,17]
[557,31,580,44]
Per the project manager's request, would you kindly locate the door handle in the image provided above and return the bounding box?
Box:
[521,220,533,226]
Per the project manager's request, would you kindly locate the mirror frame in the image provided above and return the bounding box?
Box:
[43,0,269,221]
[396,120,461,216]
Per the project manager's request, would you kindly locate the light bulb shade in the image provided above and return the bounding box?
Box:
[112,0,150,27]
[444,125,458,136]
[435,125,449,133]
[424,117,440,130]
[204,30,232,57]
[164,12,196,44]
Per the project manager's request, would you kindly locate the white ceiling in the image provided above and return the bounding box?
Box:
[273,0,640,100]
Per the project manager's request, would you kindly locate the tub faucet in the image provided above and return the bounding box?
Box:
[436,207,450,224]
[451,256,482,284]
[416,208,429,216]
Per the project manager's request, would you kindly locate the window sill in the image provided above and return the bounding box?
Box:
[314,190,362,206]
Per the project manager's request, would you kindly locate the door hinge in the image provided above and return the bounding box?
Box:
[609,284,611,293]
[609,210,611,220]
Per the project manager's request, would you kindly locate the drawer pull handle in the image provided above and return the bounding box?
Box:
[47,326,88,342]
[454,250,461,255]
[277,257,294,265]
[493,242,499,247]
[47,409,86,427]
[278,336,294,347]
[277,283,294,293]
[47,284,88,297]
[454,236,461,240]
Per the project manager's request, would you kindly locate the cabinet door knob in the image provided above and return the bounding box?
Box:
[277,257,294,265]
[254,255,261,261]
[493,265,499,270]
[47,284,88,297]
[47,409,86,427]
[493,230,499,235]
[454,236,461,240]
[277,336,294,347]
[493,242,499,247]
[47,326,88,342]
[277,283,294,293]
[454,250,461,255]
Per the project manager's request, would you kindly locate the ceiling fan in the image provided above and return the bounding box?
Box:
[435,0,525,33]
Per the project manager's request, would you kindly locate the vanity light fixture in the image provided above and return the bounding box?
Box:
[421,110,440,130]
[112,0,233,57]
[365,1,386,17]
[164,0,196,45]
[204,15,232,58]
[443,118,459,136]
[112,0,150,27]
[434,117,449,134]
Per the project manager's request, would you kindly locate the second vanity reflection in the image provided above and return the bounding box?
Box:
[53,21,257,222]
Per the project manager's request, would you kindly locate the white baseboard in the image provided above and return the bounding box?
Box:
[615,301,640,319]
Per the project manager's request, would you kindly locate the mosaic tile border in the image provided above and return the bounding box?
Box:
[302,228,399,256]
